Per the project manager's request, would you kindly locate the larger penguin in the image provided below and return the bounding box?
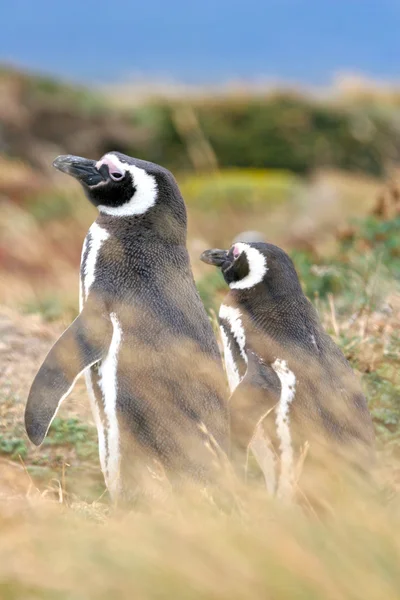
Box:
[201,241,375,501]
[25,152,229,503]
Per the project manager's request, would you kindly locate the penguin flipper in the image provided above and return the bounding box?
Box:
[25,298,112,445]
[229,351,281,471]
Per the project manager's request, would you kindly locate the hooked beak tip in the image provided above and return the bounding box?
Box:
[200,249,228,267]
[52,154,104,187]
[52,155,72,173]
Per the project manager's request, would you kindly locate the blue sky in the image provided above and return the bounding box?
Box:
[1,0,399,84]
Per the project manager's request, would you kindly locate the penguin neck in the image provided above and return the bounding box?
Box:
[230,277,302,306]
[95,205,187,247]
[230,286,319,344]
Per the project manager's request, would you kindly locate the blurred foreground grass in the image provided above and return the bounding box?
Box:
[1,473,400,599]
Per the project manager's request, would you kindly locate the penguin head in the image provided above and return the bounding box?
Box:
[52,151,186,223]
[201,242,302,294]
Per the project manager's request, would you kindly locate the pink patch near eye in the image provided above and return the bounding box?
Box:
[233,245,241,258]
[96,155,125,180]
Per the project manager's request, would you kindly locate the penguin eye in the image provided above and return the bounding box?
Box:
[110,171,124,182]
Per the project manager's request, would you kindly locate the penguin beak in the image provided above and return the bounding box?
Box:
[52,155,105,187]
[200,249,228,267]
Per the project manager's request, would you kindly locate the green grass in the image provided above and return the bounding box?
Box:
[26,190,76,223]
[25,74,107,115]
[23,296,66,322]
[44,418,98,462]
[0,434,28,460]
[180,169,301,212]
[0,416,102,501]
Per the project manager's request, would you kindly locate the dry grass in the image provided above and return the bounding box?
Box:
[0,470,399,600]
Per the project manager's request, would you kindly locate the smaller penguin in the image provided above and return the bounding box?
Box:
[200,241,375,502]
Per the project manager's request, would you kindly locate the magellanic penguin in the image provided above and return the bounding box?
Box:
[200,242,375,503]
[25,152,229,505]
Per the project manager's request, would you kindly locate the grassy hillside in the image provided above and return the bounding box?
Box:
[2,67,400,176]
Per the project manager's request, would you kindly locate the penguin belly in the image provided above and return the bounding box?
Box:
[84,310,228,503]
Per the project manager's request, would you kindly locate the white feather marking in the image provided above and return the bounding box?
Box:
[220,318,276,494]
[229,242,267,290]
[220,326,241,392]
[273,358,296,501]
[82,223,110,301]
[98,313,122,499]
[85,370,107,478]
[96,154,158,217]
[79,235,89,311]
[310,334,318,351]
[78,226,112,492]
[219,305,247,363]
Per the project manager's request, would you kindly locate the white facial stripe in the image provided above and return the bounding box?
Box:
[219,326,242,393]
[96,153,158,217]
[219,305,247,363]
[229,242,268,290]
[81,223,109,304]
[273,358,296,501]
[98,313,122,499]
